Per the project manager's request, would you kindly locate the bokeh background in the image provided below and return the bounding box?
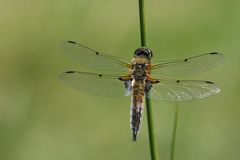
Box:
[0,0,239,160]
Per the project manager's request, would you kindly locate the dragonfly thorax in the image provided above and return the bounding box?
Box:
[132,64,147,80]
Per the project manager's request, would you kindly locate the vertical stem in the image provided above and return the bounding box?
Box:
[145,96,159,160]
[138,0,146,47]
[170,104,179,160]
[138,0,159,160]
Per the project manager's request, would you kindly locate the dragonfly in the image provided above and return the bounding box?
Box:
[59,40,224,142]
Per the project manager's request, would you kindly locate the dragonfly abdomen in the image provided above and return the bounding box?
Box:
[130,80,145,142]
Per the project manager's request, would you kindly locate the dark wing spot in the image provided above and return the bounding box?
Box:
[118,77,123,81]
[99,74,102,78]
[184,58,188,62]
[176,80,180,83]
[96,52,99,55]
[68,41,76,44]
[66,71,75,73]
[205,81,214,84]
[155,80,160,83]
[210,52,218,55]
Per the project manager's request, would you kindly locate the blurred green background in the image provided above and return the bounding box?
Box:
[0,0,239,160]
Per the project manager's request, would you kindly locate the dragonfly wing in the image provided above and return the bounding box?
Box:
[61,41,131,74]
[151,52,224,76]
[59,71,131,97]
[147,79,220,102]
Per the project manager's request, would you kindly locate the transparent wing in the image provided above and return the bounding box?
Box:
[61,41,131,74]
[151,52,224,76]
[59,71,130,97]
[147,79,220,102]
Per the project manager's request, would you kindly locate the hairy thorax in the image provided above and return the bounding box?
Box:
[131,56,151,81]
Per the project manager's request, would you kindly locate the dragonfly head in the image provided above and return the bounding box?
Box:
[134,47,153,59]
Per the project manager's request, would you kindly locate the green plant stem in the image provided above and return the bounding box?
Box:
[138,0,159,160]
[170,104,179,160]
[138,0,146,47]
[145,96,159,160]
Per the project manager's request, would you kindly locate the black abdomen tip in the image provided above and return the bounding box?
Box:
[132,132,137,142]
